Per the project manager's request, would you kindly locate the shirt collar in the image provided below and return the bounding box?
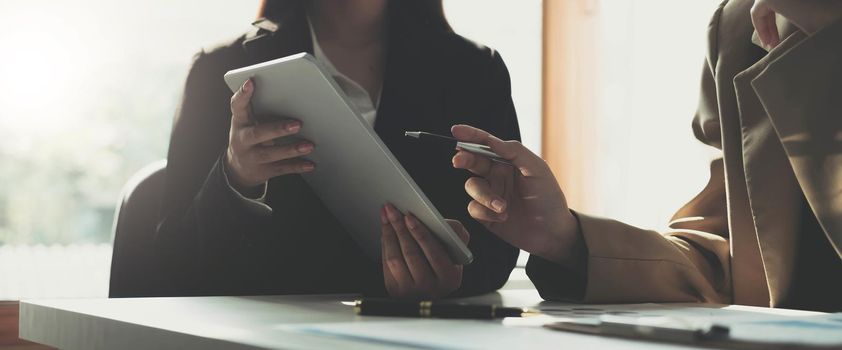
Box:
[305,16,382,122]
[306,17,344,79]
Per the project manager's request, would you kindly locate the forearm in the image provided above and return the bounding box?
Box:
[527,212,731,304]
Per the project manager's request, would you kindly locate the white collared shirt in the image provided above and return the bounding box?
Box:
[308,18,381,125]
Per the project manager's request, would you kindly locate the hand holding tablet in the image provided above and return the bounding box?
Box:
[224,78,315,192]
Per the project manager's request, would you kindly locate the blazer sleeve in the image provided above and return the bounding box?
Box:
[527,7,734,304]
[153,50,278,295]
[455,51,522,296]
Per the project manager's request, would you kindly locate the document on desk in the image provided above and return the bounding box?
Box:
[537,304,842,348]
[280,304,842,350]
[281,319,671,350]
[725,313,842,347]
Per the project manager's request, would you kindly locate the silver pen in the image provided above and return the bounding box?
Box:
[404,131,513,166]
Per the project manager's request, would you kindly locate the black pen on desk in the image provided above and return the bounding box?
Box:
[404,131,513,166]
[354,298,540,319]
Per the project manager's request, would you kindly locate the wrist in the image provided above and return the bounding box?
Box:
[223,151,262,195]
[533,210,587,275]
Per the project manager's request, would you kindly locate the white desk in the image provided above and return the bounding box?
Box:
[19,289,826,350]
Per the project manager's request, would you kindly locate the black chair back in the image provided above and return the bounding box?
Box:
[108,161,166,298]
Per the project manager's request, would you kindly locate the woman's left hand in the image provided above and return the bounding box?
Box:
[380,204,470,299]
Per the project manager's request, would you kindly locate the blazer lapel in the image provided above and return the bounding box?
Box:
[732,32,806,306]
[752,20,842,261]
[712,0,770,306]
[374,23,443,150]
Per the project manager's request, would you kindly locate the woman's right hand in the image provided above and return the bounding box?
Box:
[450,124,586,271]
[225,78,316,190]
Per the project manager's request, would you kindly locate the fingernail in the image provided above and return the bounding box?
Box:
[384,204,398,221]
[491,199,506,212]
[287,121,301,132]
[404,214,419,229]
[302,163,315,171]
[242,79,252,93]
[380,207,388,224]
[297,143,313,153]
[452,152,464,164]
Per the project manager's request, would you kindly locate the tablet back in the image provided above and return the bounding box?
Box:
[224,53,473,264]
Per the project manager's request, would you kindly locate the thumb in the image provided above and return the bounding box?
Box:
[230,78,255,127]
[445,219,470,244]
[451,124,548,177]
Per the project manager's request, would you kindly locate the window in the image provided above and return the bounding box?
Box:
[0,0,259,299]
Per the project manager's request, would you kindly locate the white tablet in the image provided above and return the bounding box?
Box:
[224,53,473,265]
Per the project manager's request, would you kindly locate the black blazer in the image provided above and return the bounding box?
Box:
[154,13,521,297]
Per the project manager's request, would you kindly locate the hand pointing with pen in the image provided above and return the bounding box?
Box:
[450,124,587,273]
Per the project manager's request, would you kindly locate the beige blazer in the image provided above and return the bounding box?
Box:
[548,0,842,307]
